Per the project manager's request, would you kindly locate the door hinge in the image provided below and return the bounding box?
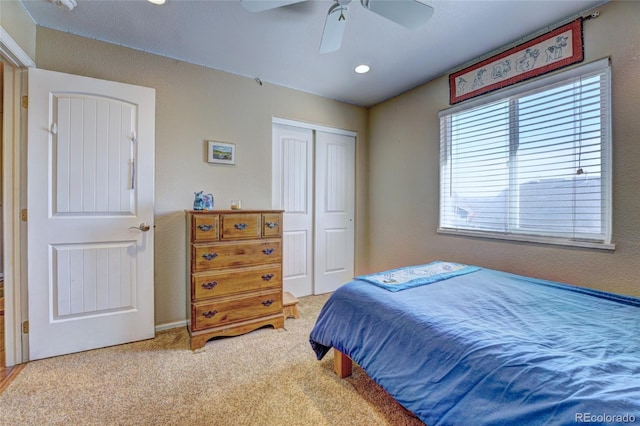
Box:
[23,321,29,334]
[21,208,28,222]
[21,95,28,109]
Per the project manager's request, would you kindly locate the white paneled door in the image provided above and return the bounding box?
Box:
[27,68,156,360]
[273,122,355,297]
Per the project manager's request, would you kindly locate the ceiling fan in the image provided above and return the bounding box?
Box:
[241,0,434,54]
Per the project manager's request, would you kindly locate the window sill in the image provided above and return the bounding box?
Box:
[437,228,615,251]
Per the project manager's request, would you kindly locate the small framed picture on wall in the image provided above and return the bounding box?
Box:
[207,141,236,165]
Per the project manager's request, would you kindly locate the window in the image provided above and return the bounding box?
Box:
[439,59,612,249]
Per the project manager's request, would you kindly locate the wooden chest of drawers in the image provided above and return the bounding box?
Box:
[186,210,284,350]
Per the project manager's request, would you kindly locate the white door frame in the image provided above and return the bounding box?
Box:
[272,117,357,139]
[1,26,35,366]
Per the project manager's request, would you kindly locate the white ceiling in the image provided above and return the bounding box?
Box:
[19,0,606,107]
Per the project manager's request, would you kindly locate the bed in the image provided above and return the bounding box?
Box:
[309,262,640,425]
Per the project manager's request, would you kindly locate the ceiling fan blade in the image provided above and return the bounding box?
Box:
[241,0,307,13]
[361,0,434,29]
[319,3,349,54]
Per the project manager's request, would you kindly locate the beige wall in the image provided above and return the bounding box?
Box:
[0,0,36,62]
[34,28,369,326]
[17,1,640,329]
[368,1,640,297]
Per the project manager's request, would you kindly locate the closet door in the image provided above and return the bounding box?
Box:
[272,124,313,297]
[314,131,355,294]
[273,121,355,297]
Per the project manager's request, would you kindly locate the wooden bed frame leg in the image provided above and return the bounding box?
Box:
[333,349,353,378]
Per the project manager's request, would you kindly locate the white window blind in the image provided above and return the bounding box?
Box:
[439,59,612,249]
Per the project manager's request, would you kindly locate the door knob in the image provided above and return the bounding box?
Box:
[129,222,151,232]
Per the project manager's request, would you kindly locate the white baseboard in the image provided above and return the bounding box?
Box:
[155,320,187,333]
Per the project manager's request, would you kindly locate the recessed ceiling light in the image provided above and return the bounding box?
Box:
[354,64,370,74]
[147,0,166,4]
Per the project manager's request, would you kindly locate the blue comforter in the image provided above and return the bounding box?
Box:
[309,268,640,425]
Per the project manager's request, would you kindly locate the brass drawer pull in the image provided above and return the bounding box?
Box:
[198,224,214,232]
[261,274,274,281]
[261,299,275,307]
[202,253,218,261]
[202,281,218,289]
[262,248,275,255]
[202,310,218,318]
[265,222,278,229]
[234,223,248,230]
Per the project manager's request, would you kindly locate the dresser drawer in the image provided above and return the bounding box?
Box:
[262,213,282,238]
[192,239,282,272]
[220,213,261,240]
[192,290,282,331]
[192,214,219,242]
[192,265,281,301]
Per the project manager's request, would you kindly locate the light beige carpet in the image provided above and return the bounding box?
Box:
[0,294,424,425]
